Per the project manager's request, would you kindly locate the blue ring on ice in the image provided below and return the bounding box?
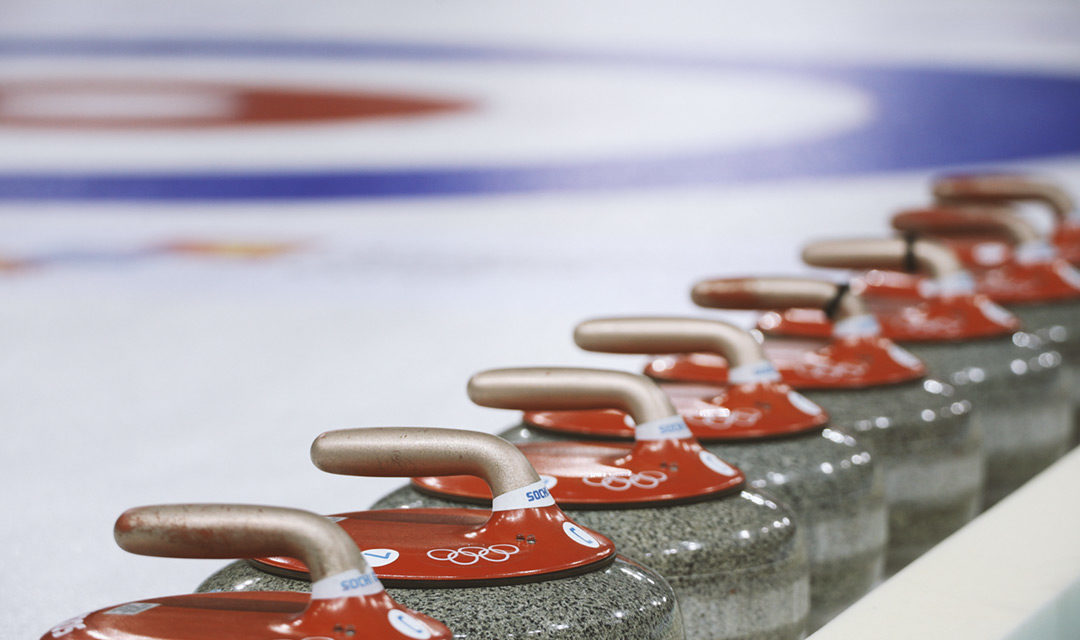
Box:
[0,38,1078,201]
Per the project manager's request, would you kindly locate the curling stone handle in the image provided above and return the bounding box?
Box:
[801,237,964,279]
[691,276,867,323]
[311,427,541,499]
[114,504,367,584]
[574,316,767,369]
[891,207,1042,245]
[933,174,1074,220]
[468,367,676,425]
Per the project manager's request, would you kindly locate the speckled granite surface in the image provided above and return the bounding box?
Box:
[1008,301,1080,446]
[801,378,982,574]
[704,429,885,631]
[903,332,1070,508]
[499,424,879,632]
[199,555,685,640]
[368,486,809,640]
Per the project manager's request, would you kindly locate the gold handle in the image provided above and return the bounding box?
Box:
[891,207,1041,245]
[574,316,766,369]
[691,276,867,322]
[468,367,676,425]
[311,427,541,498]
[933,174,1074,220]
[114,504,367,584]
[801,237,963,279]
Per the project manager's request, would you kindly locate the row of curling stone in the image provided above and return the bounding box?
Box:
[894,175,1080,443]
[359,369,812,639]
[691,264,1061,512]
[499,323,887,630]
[43,504,453,640]
[200,427,686,639]
[628,287,982,574]
[795,235,1072,505]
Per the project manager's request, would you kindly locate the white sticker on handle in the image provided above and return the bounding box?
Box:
[832,314,881,338]
[311,567,383,600]
[635,416,693,441]
[728,360,782,384]
[491,479,556,512]
[1014,241,1057,265]
[388,609,434,639]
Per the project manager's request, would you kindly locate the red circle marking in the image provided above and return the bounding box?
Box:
[0,79,471,129]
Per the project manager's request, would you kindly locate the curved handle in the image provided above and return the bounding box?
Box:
[801,237,964,279]
[114,504,367,585]
[468,367,676,425]
[574,316,770,375]
[933,174,1074,220]
[691,276,867,323]
[311,427,541,501]
[891,207,1042,245]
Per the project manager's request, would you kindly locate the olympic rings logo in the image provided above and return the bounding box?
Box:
[426,544,520,565]
[695,407,762,428]
[792,361,868,381]
[582,470,668,491]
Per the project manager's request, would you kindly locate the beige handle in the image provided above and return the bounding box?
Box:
[801,237,964,279]
[114,504,366,583]
[468,367,676,425]
[933,174,1074,220]
[691,276,867,322]
[574,316,766,369]
[311,427,540,498]
[891,207,1041,245]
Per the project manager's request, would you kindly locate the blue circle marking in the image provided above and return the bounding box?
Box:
[2,38,1079,201]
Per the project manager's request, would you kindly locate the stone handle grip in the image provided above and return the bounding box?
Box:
[891,207,1040,245]
[801,237,963,279]
[691,276,866,321]
[114,504,367,584]
[468,367,676,425]
[310,427,541,498]
[574,316,766,368]
[932,174,1073,219]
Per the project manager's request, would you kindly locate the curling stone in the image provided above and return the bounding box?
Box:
[803,236,1072,506]
[41,503,452,640]
[199,428,685,640]
[684,276,984,570]
[892,207,1080,446]
[374,369,811,640]
[508,317,885,630]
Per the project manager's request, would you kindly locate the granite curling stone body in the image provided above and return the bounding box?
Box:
[42,503,453,640]
[199,428,684,640]
[684,277,984,572]
[374,368,810,640]
[801,237,1070,507]
[506,317,884,630]
[894,204,1080,445]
